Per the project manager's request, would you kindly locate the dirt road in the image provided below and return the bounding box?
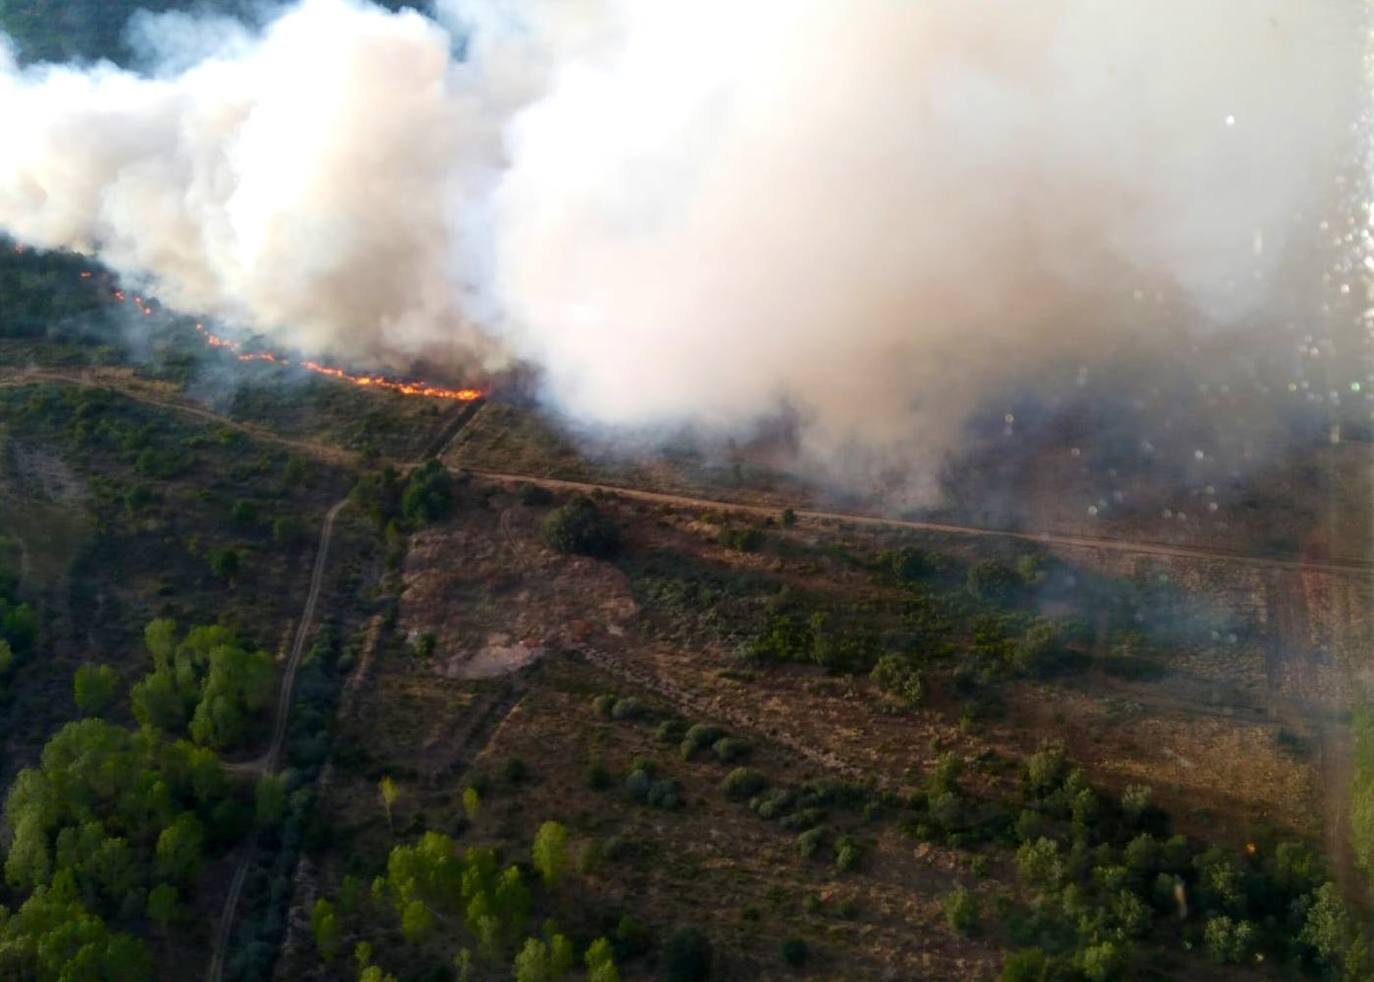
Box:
[470,470,1374,577]
[207,496,347,982]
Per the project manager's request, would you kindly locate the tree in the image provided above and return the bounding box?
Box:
[0,637,13,683]
[513,937,552,982]
[585,937,619,982]
[1204,915,1256,963]
[664,927,713,982]
[943,884,979,936]
[379,775,398,833]
[966,560,1020,603]
[73,663,119,716]
[401,460,455,525]
[0,881,153,981]
[144,619,177,669]
[541,496,621,558]
[532,821,569,887]
[155,813,205,884]
[549,934,574,977]
[146,883,179,935]
[130,669,186,732]
[255,774,287,830]
[870,654,924,706]
[207,548,240,581]
[187,641,273,749]
[781,938,808,967]
[463,786,481,821]
[312,898,340,962]
[400,899,433,943]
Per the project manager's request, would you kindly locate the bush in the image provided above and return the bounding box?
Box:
[712,737,751,763]
[943,884,979,936]
[834,835,860,872]
[796,827,825,859]
[680,724,724,759]
[869,654,925,707]
[717,526,764,552]
[966,561,1020,603]
[1002,948,1050,982]
[586,758,612,791]
[515,482,553,506]
[656,719,685,743]
[1203,915,1256,963]
[542,495,621,558]
[593,693,617,717]
[722,768,766,799]
[646,779,681,810]
[502,757,529,785]
[1024,742,1068,797]
[73,663,118,716]
[401,460,454,525]
[780,938,808,967]
[663,927,713,982]
[1120,784,1152,821]
[625,768,652,801]
[611,697,646,721]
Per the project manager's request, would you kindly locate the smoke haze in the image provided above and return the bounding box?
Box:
[0,0,1368,495]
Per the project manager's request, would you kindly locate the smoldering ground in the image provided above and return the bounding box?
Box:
[0,0,1369,506]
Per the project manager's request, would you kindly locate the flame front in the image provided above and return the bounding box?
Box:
[189,324,481,401]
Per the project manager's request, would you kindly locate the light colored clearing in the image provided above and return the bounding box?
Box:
[440,634,546,679]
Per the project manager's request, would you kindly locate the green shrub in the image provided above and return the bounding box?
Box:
[780,937,808,967]
[796,827,825,859]
[1001,948,1050,982]
[1120,784,1152,821]
[515,482,553,506]
[718,526,764,552]
[625,768,652,801]
[656,719,685,743]
[680,724,724,759]
[663,927,712,982]
[646,779,681,810]
[401,460,454,525]
[869,654,925,706]
[712,737,751,762]
[73,663,118,716]
[722,768,766,799]
[943,884,979,936]
[1024,742,1068,797]
[834,835,860,872]
[586,758,612,791]
[611,697,646,721]
[542,495,621,558]
[592,693,617,717]
[502,757,529,785]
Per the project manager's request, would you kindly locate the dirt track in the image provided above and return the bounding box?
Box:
[469,470,1374,578]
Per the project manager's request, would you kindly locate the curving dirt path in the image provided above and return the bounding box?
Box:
[0,367,359,465]
[468,470,1374,577]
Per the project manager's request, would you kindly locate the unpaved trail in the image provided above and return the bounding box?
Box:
[0,367,359,465]
[206,496,347,982]
[470,470,1374,577]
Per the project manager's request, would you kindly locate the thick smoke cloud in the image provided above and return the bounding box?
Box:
[0,0,1367,495]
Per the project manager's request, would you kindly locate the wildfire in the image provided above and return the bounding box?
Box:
[86,271,482,402]
[191,324,481,402]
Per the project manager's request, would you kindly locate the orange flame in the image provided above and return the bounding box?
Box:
[86,271,482,402]
[191,323,480,401]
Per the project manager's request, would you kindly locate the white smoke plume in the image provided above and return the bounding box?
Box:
[0,0,1367,494]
